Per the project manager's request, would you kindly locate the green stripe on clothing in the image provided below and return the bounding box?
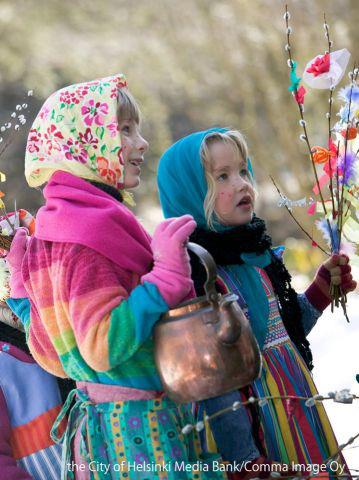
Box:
[52,329,77,355]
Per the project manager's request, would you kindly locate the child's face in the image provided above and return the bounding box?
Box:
[210,141,255,226]
[120,118,149,188]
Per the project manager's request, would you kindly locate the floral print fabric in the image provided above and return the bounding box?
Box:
[52,388,225,480]
[25,74,128,190]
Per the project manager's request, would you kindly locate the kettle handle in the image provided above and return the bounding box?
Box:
[187,242,220,306]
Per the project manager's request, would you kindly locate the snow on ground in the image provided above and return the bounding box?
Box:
[308,293,359,470]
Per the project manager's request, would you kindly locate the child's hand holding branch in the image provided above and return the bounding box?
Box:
[305,254,357,312]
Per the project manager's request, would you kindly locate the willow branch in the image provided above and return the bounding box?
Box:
[270,176,330,256]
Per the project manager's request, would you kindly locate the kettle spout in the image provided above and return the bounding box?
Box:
[215,295,242,345]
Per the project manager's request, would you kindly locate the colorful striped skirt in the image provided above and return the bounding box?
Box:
[203,264,351,475]
[253,340,349,469]
[203,339,350,475]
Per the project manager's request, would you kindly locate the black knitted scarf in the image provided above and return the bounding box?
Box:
[189,215,313,370]
[88,180,123,202]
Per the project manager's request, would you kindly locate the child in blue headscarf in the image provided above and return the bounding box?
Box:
[157,128,355,478]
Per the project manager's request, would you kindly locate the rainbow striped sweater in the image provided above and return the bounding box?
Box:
[10,238,169,389]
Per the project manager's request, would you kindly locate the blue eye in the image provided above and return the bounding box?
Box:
[217,173,228,181]
[121,124,131,134]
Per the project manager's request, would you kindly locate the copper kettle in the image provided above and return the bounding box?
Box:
[154,242,262,403]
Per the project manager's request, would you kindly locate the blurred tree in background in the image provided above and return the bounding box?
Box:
[0,0,358,275]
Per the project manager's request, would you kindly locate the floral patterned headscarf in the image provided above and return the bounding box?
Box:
[25,73,128,191]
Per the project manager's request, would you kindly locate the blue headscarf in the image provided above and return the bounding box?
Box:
[157,128,270,348]
[158,128,253,230]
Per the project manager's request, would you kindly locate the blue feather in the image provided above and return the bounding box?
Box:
[316,218,340,253]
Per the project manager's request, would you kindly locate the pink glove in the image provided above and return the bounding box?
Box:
[142,215,196,308]
[305,253,357,311]
[5,228,29,298]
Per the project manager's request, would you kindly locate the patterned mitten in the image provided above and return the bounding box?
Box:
[305,253,356,311]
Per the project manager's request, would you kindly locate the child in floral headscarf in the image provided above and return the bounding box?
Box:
[6,75,226,480]
[157,128,355,478]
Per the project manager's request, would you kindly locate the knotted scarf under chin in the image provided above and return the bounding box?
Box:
[189,215,313,370]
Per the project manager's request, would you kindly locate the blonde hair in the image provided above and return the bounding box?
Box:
[200,130,252,230]
[117,88,141,124]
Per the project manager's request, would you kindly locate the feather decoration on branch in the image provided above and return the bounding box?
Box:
[278,6,359,322]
